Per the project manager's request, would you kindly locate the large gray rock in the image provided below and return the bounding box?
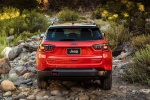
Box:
[117,42,133,59]
[8,46,22,60]
[28,43,38,51]
[23,43,38,51]
[31,35,39,41]
[117,51,133,59]
[2,46,21,60]
[8,73,18,82]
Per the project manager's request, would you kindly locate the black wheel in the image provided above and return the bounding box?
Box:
[37,77,47,89]
[101,72,112,90]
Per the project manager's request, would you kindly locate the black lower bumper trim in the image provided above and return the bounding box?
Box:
[37,68,112,79]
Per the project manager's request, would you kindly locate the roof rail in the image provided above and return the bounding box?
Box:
[50,20,96,26]
[51,18,58,26]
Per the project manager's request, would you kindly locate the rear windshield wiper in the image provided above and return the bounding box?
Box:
[59,39,75,41]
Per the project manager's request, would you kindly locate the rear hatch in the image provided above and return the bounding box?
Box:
[39,27,109,67]
[43,41,106,64]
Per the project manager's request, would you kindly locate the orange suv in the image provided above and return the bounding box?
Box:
[36,21,112,90]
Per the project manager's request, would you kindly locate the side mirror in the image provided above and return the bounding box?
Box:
[39,33,44,39]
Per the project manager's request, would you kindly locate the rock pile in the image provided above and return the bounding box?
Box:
[0,35,149,100]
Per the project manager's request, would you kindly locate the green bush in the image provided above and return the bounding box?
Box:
[0,7,49,54]
[22,10,49,32]
[124,45,150,86]
[101,21,130,51]
[58,8,79,21]
[0,7,49,36]
[131,34,150,50]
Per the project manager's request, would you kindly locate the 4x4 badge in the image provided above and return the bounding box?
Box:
[70,42,78,46]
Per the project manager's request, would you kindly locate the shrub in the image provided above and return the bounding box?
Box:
[124,45,150,86]
[101,21,130,51]
[0,7,49,54]
[58,8,79,21]
[22,10,49,32]
[131,34,150,50]
[0,7,49,36]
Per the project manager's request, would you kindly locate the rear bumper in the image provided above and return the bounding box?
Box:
[36,52,112,71]
[37,68,112,80]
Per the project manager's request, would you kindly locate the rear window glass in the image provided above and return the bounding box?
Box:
[45,28,103,41]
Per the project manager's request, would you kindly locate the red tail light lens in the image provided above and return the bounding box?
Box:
[93,44,110,51]
[39,44,55,52]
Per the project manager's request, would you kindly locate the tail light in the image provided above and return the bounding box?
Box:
[93,44,110,51]
[39,44,55,52]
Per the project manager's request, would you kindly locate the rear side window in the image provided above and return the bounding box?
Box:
[45,28,103,41]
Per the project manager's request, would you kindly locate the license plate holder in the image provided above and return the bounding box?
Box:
[67,48,81,55]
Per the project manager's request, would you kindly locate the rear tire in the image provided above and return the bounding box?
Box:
[101,72,112,90]
[37,77,47,89]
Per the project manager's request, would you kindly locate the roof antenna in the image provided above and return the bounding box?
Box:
[72,15,74,25]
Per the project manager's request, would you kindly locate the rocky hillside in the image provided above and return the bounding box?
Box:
[0,35,150,100]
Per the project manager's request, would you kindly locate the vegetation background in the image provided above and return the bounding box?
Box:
[0,0,150,86]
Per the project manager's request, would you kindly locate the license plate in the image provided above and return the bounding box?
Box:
[67,48,80,54]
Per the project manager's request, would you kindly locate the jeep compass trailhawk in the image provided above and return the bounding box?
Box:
[36,21,112,90]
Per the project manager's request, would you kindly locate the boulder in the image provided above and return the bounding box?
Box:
[8,46,22,60]
[117,42,133,59]
[9,73,19,82]
[1,80,16,91]
[117,51,133,59]
[31,35,39,41]
[28,43,38,51]
[1,47,12,58]
[3,91,12,97]
[23,43,38,51]
[0,57,11,75]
